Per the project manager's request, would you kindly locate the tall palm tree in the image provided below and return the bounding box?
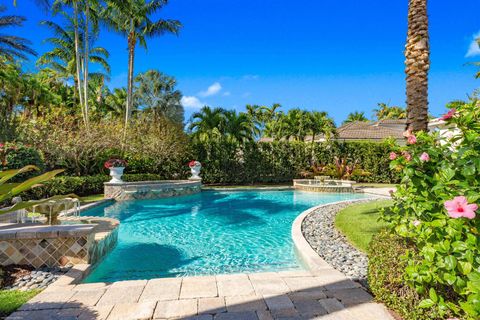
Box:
[0,6,37,61]
[102,0,181,136]
[405,0,430,131]
[224,110,259,143]
[37,17,110,100]
[343,111,368,124]
[307,111,335,143]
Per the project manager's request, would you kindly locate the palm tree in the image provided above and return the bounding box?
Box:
[104,88,128,118]
[224,110,259,143]
[468,37,480,79]
[134,70,184,124]
[102,0,181,136]
[374,103,406,120]
[0,6,37,61]
[405,0,430,131]
[189,106,226,142]
[307,111,335,143]
[343,111,368,124]
[37,17,110,107]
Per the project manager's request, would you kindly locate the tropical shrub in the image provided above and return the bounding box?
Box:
[0,166,67,214]
[20,115,190,177]
[22,173,169,199]
[368,230,441,320]
[0,142,44,179]
[383,100,480,319]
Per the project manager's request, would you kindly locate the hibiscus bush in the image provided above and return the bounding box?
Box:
[383,99,480,319]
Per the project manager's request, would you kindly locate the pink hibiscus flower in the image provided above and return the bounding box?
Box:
[419,152,430,162]
[407,135,417,145]
[389,152,397,160]
[444,196,478,219]
[402,151,412,162]
[441,108,456,121]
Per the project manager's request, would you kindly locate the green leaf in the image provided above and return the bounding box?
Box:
[418,299,435,309]
[444,256,457,270]
[429,288,438,303]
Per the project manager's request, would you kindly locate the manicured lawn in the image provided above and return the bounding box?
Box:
[0,290,39,317]
[335,200,392,252]
[80,194,104,204]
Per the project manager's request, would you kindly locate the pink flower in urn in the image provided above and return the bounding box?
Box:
[388,189,394,195]
[441,108,456,121]
[419,152,430,162]
[389,152,397,160]
[413,220,421,227]
[444,196,478,219]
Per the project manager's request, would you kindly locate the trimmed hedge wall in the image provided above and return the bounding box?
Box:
[193,140,400,184]
[22,174,166,199]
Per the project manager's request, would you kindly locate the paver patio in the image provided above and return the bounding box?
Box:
[8,268,394,320]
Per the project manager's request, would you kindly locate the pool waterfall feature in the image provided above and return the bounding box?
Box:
[104,180,202,201]
[293,178,356,193]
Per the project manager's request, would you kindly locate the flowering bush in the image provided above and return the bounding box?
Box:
[384,99,480,319]
[104,158,127,169]
[0,142,45,180]
[188,160,201,168]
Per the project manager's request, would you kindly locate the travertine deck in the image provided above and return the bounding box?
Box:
[8,268,393,320]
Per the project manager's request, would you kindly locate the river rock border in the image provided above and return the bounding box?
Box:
[293,198,381,288]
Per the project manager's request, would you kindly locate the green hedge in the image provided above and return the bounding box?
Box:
[22,174,166,199]
[193,140,400,184]
[368,230,449,320]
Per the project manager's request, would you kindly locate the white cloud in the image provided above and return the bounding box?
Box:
[223,91,231,96]
[242,74,260,80]
[181,96,204,109]
[466,31,480,57]
[199,82,222,97]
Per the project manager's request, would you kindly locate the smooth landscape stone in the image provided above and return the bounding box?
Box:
[302,199,379,288]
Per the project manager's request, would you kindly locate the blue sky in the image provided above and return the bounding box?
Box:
[5,0,480,124]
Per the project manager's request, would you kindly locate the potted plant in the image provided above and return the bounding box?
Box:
[104,158,127,183]
[188,160,202,180]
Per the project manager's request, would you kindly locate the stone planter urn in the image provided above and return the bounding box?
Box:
[188,160,202,180]
[104,158,128,183]
[109,167,125,183]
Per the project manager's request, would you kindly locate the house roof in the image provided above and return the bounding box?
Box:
[335,121,404,140]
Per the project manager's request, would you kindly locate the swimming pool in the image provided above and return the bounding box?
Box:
[82,190,368,282]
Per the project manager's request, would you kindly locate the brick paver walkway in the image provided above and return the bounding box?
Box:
[8,268,394,320]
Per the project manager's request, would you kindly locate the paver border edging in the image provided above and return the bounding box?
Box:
[291,198,378,272]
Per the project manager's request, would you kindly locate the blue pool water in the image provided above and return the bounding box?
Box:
[82,190,368,282]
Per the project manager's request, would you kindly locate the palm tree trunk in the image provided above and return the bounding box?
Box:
[405,0,430,132]
[83,0,90,129]
[73,1,86,126]
[124,29,135,139]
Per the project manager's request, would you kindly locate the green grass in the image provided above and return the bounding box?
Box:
[335,200,392,252]
[79,194,104,204]
[0,290,40,317]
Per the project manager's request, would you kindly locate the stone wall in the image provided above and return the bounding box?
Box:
[104,180,202,201]
[0,217,119,268]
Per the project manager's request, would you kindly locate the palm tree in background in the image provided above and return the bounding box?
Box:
[104,88,128,118]
[189,106,227,142]
[405,0,430,131]
[468,37,480,79]
[343,111,368,124]
[0,6,37,61]
[102,0,181,137]
[374,103,406,120]
[307,111,335,143]
[224,110,259,143]
[134,70,184,124]
[37,17,110,104]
